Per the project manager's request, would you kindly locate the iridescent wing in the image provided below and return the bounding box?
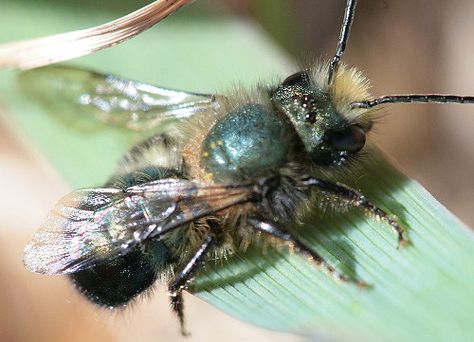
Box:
[24,179,256,275]
[18,65,220,131]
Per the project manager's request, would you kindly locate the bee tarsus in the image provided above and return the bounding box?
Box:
[247,216,364,285]
[302,176,407,247]
[169,290,189,337]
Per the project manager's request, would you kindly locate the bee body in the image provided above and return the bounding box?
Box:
[68,60,377,307]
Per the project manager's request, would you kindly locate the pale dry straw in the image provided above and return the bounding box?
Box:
[0,0,193,70]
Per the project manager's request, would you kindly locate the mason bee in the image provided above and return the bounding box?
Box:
[22,0,474,335]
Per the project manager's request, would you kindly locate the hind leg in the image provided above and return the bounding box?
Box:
[168,234,216,336]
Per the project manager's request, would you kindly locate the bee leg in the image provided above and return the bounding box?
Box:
[169,291,187,336]
[247,217,367,287]
[168,233,216,336]
[302,177,408,247]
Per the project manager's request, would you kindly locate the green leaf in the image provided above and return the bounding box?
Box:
[1,1,473,341]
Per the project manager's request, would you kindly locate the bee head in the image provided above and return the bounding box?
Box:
[271,66,373,166]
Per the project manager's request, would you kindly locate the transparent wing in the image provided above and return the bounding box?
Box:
[18,65,220,131]
[24,179,255,275]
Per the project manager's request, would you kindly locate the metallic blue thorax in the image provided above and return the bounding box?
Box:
[201,104,292,182]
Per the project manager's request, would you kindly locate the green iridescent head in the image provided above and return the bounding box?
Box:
[271,71,367,166]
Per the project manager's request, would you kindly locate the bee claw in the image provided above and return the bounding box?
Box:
[397,236,411,249]
[356,280,372,289]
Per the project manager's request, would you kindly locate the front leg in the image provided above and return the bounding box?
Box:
[302,177,408,247]
[168,233,216,336]
[248,217,367,287]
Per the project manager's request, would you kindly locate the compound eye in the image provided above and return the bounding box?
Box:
[281,71,309,87]
[325,125,366,153]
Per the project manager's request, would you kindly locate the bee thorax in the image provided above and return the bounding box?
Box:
[200,103,295,183]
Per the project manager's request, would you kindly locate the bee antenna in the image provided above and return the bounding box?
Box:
[327,0,358,86]
[350,94,474,109]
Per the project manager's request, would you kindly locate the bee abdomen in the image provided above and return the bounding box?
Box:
[70,167,180,307]
[69,239,170,307]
